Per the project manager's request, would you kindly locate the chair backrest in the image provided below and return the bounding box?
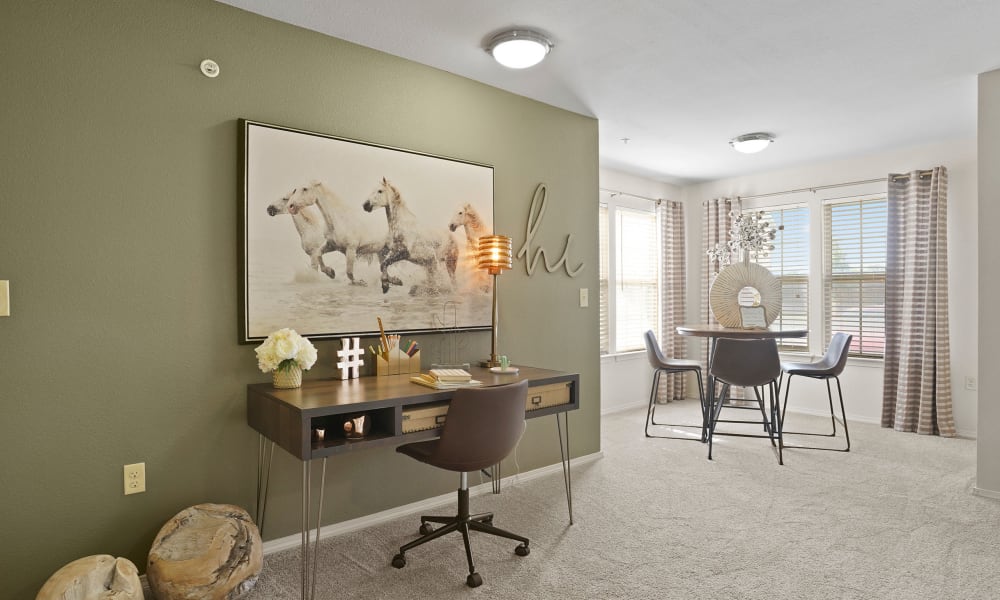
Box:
[710,337,781,387]
[644,330,667,369]
[820,332,853,376]
[431,380,528,472]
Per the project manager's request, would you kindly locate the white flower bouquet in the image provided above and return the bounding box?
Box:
[255,328,318,374]
[707,210,777,267]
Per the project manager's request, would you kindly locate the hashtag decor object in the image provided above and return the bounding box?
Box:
[336,337,365,380]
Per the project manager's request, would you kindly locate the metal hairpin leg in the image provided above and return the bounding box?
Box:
[256,435,275,534]
[556,412,573,525]
[300,457,328,600]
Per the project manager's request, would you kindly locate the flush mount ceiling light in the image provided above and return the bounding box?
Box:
[486,29,552,69]
[729,132,775,154]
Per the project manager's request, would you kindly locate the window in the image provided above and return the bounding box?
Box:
[599,194,659,354]
[754,205,810,351]
[823,196,887,357]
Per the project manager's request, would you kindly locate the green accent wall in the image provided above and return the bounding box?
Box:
[0,1,599,595]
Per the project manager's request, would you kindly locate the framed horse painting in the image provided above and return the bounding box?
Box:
[240,119,494,343]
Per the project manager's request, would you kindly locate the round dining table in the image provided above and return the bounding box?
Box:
[675,324,808,442]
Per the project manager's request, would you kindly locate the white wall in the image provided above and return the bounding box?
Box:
[680,138,979,436]
[599,167,683,413]
[976,69,1000,495]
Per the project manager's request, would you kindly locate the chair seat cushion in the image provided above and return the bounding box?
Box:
[782,361,835,376]
[397,439,440,465]
[657,358,702,371]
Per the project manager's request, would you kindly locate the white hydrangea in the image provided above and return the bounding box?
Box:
[255,328,317,372]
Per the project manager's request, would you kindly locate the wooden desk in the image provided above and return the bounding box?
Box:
[247,366,579,600]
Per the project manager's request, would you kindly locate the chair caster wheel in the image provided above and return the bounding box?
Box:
[515,543,530,557]
[466,572,483,588]
[419,523,434,535]
[391,554,406,569]
[483,516,493,525]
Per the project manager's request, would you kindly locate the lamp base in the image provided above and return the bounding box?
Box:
[480,358,502,368]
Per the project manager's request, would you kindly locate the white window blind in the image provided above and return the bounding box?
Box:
[823,197,887,358]
[614,207,659,352]
[754,205,810,351]
[599,203,610,354]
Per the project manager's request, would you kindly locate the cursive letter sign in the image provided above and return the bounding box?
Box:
[515,183,585,277]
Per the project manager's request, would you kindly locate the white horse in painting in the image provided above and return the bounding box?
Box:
[285,181,386,285]
[362,177,458,295]
[266,193,337,279]
[448,203,492,292]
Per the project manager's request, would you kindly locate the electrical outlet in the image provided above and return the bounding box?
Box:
[579,287,589,308]
[965,376,978,391]
[124,462,146,495]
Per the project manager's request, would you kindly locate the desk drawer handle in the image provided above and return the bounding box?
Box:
[435,415,446,425]
[531,395,542,405]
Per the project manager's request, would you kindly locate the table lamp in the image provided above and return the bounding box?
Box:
[477,234,512,367]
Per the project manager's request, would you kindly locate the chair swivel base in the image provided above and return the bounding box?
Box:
[391,488,529,588]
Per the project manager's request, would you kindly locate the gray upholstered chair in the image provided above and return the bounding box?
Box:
[708,337,784,464]
[391,380,530,588]
[643,330,706,441]
[780,332,852,452]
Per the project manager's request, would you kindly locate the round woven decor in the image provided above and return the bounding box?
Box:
[709,261,782,328]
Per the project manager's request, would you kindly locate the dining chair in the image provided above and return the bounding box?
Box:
[391,380,530,588]
[779,332,852,452]
[643,330,707,441]
[707,337,784,464]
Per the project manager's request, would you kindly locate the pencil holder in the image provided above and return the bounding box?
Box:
[376,349,421,376]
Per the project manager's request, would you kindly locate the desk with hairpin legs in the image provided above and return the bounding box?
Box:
[247,365,579,600]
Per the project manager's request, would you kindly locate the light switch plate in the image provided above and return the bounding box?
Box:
[0,280,9,317]
[579,287,589,308]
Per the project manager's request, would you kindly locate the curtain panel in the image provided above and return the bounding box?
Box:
[657,200,687,401]
[881,167,955,436]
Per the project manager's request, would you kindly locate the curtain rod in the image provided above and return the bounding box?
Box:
[738,170,933,201]
[599,187,661,203]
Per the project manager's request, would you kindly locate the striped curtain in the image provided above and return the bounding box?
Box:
[881,167,955,436]
[656,200,687,401]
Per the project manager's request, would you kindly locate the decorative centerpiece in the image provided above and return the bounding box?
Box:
[255,328,317,389]
[707,211,782,328]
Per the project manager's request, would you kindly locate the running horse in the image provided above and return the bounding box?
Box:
[362,177,458,294]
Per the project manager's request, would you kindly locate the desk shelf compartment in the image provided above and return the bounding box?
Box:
[309,407,396,454]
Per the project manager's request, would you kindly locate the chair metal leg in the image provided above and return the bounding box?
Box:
[646,368,707,441]
[781,374,850,452]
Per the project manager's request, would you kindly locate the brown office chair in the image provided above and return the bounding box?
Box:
[391,380,530,588]
[708,337,784,464]
[643,330,707,441]
[780,332,852,452]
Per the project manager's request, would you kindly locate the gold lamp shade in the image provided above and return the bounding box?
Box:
[477,235,513,275]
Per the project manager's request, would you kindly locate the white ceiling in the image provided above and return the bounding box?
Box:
[217,0,1000,185]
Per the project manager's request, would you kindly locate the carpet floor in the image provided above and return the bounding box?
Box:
[245,401,1000,599]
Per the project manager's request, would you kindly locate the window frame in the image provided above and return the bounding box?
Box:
[740,181,887,361]
[599,192,661,355]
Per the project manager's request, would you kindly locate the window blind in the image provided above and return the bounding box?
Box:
[754,205,810,351]
[823,197,887,358]
[614,207,659,352]
[598,203,609,354]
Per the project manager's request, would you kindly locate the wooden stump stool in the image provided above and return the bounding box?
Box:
[36,554,142,600]
[147,503,262,600]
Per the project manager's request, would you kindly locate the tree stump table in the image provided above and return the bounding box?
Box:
[147,503,262,600]
[36,554,142,600]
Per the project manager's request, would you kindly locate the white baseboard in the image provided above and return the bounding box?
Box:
[600,400,647,415]
[972,485,1000,501]
[261,451,604,556]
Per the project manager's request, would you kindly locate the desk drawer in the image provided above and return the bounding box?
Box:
[401,402,449,433]
[526,382,571,412]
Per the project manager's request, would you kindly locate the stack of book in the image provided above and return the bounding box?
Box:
[410,368,482,390]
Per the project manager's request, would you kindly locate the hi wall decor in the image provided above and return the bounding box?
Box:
[241,120,494,342]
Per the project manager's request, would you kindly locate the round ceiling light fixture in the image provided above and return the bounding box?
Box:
[486,29,552,69]
[729,132,775,154]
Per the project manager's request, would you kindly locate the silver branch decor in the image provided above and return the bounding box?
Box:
[707,210,777,267]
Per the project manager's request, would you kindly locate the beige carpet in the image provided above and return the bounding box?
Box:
[245,401,1000,599]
